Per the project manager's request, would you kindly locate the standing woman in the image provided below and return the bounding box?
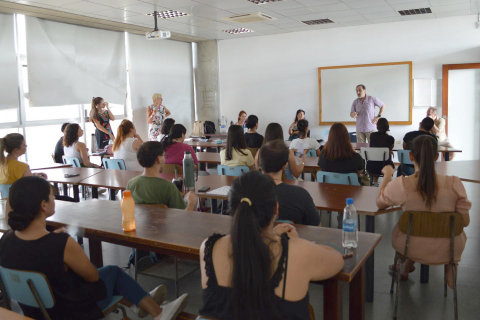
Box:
[235,110,247,127]
[90,97,115,150]
[288,109,305,141]
[147,93,171,141]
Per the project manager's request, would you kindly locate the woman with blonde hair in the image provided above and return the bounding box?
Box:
[147,93,171,141]
[63,124,101,169]
[90,97,115,150]
[0,133,47,198]
[113,120,144,171]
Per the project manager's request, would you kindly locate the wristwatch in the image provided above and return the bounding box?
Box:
[377,114,382,118]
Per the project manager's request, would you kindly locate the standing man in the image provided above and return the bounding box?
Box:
[350,84,386,143]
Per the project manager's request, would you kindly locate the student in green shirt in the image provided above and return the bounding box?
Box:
[126,141,197,211]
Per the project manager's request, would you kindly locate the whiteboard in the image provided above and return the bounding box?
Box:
[319,62,412,125]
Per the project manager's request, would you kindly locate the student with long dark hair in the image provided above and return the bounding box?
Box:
[161,124,198,167]
[289,119,320,157]
[288,109,305,141]
[199,171,344,319]
[63,124,101,168]
[220,125,254,169]
[54,123,70,163]
[159,118,175,142]
[244,115,264,148]
[377,135,471,287]
[366,118,395,185]
[0,176,189,320]
[89,97,115,150]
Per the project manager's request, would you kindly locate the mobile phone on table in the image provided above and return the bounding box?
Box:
[198,186,210,192]
[64,174,80,178]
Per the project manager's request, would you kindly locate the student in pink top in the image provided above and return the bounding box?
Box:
[161,124,198,168]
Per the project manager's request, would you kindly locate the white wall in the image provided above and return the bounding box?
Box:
[218,15,480,144]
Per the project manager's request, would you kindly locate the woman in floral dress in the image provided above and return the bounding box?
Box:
[147,93,171,141]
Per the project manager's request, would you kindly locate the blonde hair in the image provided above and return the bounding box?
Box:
[427,107,438,115]
[113,120,135,152]
[0,133,24,166]
[152,93,163,101]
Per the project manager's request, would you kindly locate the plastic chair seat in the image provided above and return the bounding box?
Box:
[0,184,12,199]
[102,159,126,170]
[316,172,360,186]
[101,295,123,314]
[217,165,249,176]
[62,156,81,168]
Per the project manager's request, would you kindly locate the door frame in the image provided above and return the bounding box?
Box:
[442,63,480,134]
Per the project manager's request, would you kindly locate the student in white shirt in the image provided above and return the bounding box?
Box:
[220,125,254,169]
[289,119,320,157]
[112,120,144,171]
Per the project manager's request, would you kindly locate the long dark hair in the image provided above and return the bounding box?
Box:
[226,125,247,160]
[161,118,175,135]
[161,124,186,150]
[293,109,305,123]
[63,124,80,147]
[321,123,356,160]
[228,171,280,320]
[376,118,390,134]
[8,176,51,231]
[411,135,438,210]
[296,119,308,139]
[90,97,103,122]
[262,123,284,146]
[246,115,258,129]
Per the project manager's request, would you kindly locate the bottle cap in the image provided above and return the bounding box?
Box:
[123,190,131,197]
[346,198,354,205]
[184,151,191,155]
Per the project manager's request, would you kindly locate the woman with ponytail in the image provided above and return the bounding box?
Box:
[377,135,471,287]
[0,176,189,320]
[161,124,198,167]
[0,133,47,198]
[199,171,344,320]
[90,97,115,150]
[113,120,144,171]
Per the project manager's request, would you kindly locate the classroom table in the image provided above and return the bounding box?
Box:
[32,167,104,202]
[352,143,462,161]
[435,160,480,183]
[29,163,72,170]
[185,140,226,151]
[0,200,381,320]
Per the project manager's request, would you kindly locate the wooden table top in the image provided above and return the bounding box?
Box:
[0,200,381,282]
[352,143,461,153]
[31,167,103,184]
[195,175,397,215]
[185,140,226,148]
[196,152,222,164]
[29,163,72,171]
[79,169,175,189]
[0,307,34,320]
[435,160,480,183]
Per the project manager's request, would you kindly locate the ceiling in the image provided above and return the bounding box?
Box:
[1,0,478,41]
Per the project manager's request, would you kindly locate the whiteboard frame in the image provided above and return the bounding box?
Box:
[318,61,413,125]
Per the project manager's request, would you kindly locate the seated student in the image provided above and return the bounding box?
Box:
[289,119,320,157]
[259,140,320,226]
[318,123,365,182]
[399,117,437,176]
[366,118,395,186]
[159,118,175,142]
[220,125,255,169]
[161,124,198,168]
[199,171,344,319]
[63,124,101,168]
[0,176,189,320]
[254,123,304,180]
[54,123,70,163]
[127,141,197,210]
[0,133,47,198]
[244,115,264,148]
[377,135,471,287]
[112,120,144,171]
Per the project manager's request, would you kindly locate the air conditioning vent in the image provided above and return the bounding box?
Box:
[302,19,335,25]
[398,8,432,16]
[223,28,255,35]
[247,0,284,3]
[221,12,277,23]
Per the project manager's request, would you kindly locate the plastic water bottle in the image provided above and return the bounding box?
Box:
[342,198,358,248]
[183,151,195,191]
[220,116,226,133]
[121,191,136,232]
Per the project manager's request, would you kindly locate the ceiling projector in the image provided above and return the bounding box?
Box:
[146,30,171,40]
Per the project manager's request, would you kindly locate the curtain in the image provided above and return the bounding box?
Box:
[0,13,20,110]
[25,16,127,107]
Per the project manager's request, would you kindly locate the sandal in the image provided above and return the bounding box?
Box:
[388,264,416,281]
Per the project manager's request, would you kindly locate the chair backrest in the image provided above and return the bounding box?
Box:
[349,132,357,143]
[397,150,413,165]
[0,184,12,199]
[316,171,360,186]
[360,147,389,162]
[0,266,55,309]
[103,158,126,170]
[162,164,183,175]
[398,211,464,238]
[321,129,330,141]
[62,156,81,168]
[306,149,316,157]
[217,165,249,177]
[247,147,259,158]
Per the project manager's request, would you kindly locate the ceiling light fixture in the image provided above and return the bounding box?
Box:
[302,19,335,25]
[223,27,255,34]
[147,10,189,19]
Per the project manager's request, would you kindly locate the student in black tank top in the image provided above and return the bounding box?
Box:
[199,171,345,320]
[0,177,188,320]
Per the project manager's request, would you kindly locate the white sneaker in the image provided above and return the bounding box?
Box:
[138,285,168,318]
[155,293,189,320]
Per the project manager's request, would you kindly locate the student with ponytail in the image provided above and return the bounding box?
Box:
[161,124,198,167]
[377,135,471,287]
[289,119,320,157]
[0,133,47,198]
[199,171,344,320]
[90,97,115,150]
[113,120,144,171]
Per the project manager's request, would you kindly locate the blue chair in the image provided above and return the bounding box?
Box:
[0,184,12,198]
[0,266,127,320]
[397,150,414,176]
[62,156,81,168]
[102,159,126,170]
[321,129,330,141]
[217,165,249,177]
[306,149,316,157]
[349,132,357,142]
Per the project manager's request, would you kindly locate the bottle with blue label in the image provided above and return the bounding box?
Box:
[342,198,358,248]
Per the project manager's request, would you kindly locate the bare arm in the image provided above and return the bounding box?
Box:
[185,191,198,211]
[288,150,303,179]
[106,104,115,121]
[132,134,144,151]
[64,236,99,282]
[91,114,112,137]
[164,106,171,118]
[299,239,344,281]
[147,106,154,124]
[77,142,100,168]
[22,167,48,179]
[376,165,395,209]
[350,112,357,118]
[288,122,297,136]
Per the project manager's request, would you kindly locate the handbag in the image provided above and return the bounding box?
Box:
[192,121,204,137]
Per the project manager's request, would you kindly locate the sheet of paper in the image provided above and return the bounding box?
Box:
[207,186,231,196]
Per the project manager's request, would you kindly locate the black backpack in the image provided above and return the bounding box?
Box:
[204,121,216,134]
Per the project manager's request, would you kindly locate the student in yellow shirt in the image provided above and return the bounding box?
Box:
[220,125,255,170]
[0,133,47,198]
